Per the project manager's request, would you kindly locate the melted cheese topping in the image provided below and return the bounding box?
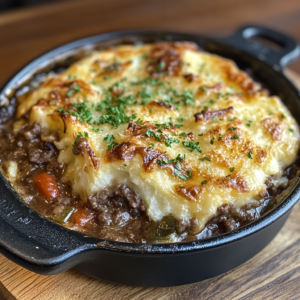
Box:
[16,42,300,233]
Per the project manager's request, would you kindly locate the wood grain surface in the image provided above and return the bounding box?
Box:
[0,0,300,299]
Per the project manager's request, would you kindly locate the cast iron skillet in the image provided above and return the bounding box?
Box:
[0,25,300,287]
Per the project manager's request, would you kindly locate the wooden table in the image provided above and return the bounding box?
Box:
[1,0,300,299]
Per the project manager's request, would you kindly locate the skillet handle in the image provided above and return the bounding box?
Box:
[218,25,300,70]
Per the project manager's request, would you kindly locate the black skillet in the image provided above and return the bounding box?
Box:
[0,25,300,287]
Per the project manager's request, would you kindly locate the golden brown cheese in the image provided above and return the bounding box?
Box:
[15,42,300,236]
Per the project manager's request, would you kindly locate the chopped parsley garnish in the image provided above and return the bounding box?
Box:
[182,141,202,153]
[268,202,274,206]
[228,117,233,121]
[156,154,184,166]
[74,132,83,145]
[177,117,185,122]
[226,174,231,177]
[174,171,188,180]
[107,141,119,152]
[181,91,194,106]
[148,143,154,147]
[95,106,137,128]
[281,113,285,119]
[104,134,115,144]
[209,99,215,105]
[165,137,179,148]
[69,85,81,92]
[58,101,93,124]
[228,127,236,131]
[84,131,89,138]
[200,157,211,162]
[200,180,207,186]
[289,128,294,132]
[200,87,207,93]
[175,162,182,170]
[230,167,235,172]
[210,137,215,145]
[174,124,183,128]
[198,133,203,137]
[145,128,151,137]
[153,61,166,72]
[66,91,73,97]
[180,132,187,137]
[212,117,218,122]
[49,101,56,105]
[247,151,253,159]
[136,118,143,124]
[231,134,239,139]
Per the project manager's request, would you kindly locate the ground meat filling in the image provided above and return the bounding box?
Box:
[0,121,299,243]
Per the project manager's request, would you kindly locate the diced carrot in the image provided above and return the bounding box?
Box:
[72,207,95,227]
[33,172,60,200]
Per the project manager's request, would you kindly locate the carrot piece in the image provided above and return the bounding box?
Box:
[72,207,95,226]
[33,172,60,200]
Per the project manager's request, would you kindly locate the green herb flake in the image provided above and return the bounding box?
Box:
[247,151,253,159]
[209,99,215,105]
[84,131,89,138]
[230,167,235,172]
[148,143,154,147]
[289,128,294,132]
[226,174,231,177]
[175,162,182,170]
[104,134,115,144]
[174,171,188,181]
[200,157,211,162]
[182,141,202,153]
[228,127,236,131]
[174,124,183,128]
[281,113,285,119]
[177,117,185,122]
[66,91,73,97]
[231,134,239,140]
[200,180,207,186]
[212,117,218,122]
[70,85,81,92]
[74,131,83,145]
[49,101,56,105]
[228,117,233,121]
[107,141,119,152]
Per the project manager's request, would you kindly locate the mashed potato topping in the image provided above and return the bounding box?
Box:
[15,42,299,233]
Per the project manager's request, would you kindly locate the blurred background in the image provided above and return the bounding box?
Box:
[0,0,66,12]
[0,0,300,87]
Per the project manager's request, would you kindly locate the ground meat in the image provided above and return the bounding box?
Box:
[176,219,190,233]
[115,185,145,211]
[87,185,149,241]
[28,142,56,164]
[19,123,41,141]
[72,137,89,155]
